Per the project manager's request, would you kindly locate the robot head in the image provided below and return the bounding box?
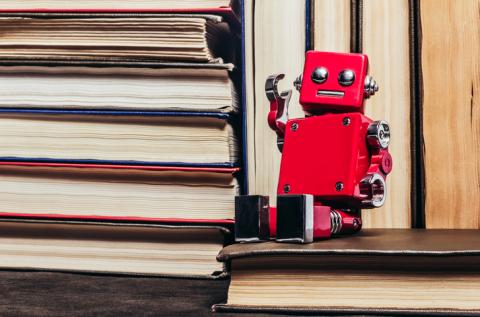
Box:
[298,51,378,114]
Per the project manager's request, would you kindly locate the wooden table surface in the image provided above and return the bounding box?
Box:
[0,270,341,317]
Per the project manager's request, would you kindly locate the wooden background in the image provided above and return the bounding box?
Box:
[313,0,479,228]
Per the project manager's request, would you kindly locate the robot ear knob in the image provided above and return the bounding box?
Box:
[293,74,302,91]
[367,120,390,149]
[364,76,379,98]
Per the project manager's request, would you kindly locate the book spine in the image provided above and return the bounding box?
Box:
[360,0,412,229]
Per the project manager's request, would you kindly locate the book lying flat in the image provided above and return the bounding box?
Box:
[0,64,238,112]
[214,229,480,315]
[0,110,238,165]
[0,0,236,12]
[0,163,238,223]
[0,220,229,278]
[0,14,234,63]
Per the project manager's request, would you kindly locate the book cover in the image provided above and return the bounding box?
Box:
[214,229,480,315]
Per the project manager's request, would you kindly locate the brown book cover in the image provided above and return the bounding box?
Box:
[214,229,480,315]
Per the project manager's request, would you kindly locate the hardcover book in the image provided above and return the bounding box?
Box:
[0,63,238,112]
[215,229,480,315]
[0,14,236,63]
[0,0,238,14]
[0,163,238,223]
[0,110,238,166]
[244,0,308,201]
[0,220,230,278]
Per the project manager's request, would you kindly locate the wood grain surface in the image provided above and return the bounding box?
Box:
[421,0,480,228]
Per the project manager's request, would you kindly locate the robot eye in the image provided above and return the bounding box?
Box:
[338,69,355,86]
[311,67,328,84]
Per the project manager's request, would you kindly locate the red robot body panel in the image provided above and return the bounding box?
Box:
[277,113,371,201]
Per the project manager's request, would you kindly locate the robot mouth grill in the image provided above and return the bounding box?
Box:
[317,90,344,97]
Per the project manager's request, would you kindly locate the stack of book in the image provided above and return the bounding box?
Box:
[0,0,244,278]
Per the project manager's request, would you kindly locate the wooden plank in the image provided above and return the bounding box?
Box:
[421,0,480,228]
[361,0,412,228]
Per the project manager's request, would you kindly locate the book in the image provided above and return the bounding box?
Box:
[0,63,238,112]
[0,0,237,12]
[214,229,480,314]
[0,110,238,166]
[311,1,413,228]
[420,0,480,228]
[0,14,235,63]
[0,220,230,278]
[244,0,306,202]
[0,163,238,222]
[311,0,351,52]
[360,0,412,228]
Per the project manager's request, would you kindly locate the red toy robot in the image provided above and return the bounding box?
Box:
[236,51,392,243]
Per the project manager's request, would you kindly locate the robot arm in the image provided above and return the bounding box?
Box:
[265,74,292,151]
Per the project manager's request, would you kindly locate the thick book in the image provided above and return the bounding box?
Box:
[0,110,238,166]
[214,229,480,315]
[0,63,238,113]
[309,1,414,229]
[243,0,307,200]
[0,0,238,14]
[311,0,351,52]
[0,220,230,278]
[0,162,238,223]
[0,13,236,63]
[360,0,413,229]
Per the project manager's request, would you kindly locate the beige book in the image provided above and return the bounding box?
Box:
[361,0,412,228]
[314,0,412,228]
[0,65,237,112]
[215,229,480,314]
[312,0,351,52]
[0,113,238,164]
[0,15,233,63]
[421,0,480,228]
[0,221,228,277]
[245,0,306,203]
[0,165,238,220]
[0,0,233,10]
[225,257,480,312]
